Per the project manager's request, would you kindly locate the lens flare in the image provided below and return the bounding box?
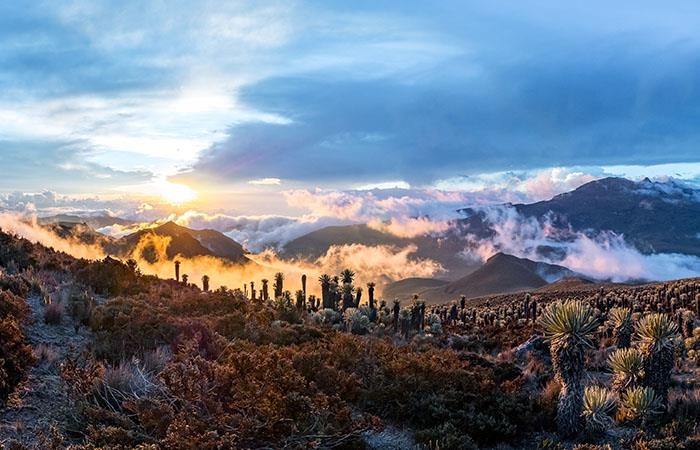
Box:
[158,182,197,205]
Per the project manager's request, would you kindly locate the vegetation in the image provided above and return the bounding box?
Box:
[0,229,699,449]
[538,301,599,436]
[0,291,33,403]
[636,313,681,407]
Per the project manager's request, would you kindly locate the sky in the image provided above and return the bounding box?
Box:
[1,0,700,217]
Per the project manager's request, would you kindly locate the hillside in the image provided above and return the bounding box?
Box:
[0,228,698,449]
[282,224,405,258]
[123,221,250,264]
[282,223,480,279]
[420,253,572,302]
[459,177,700,256]
[382,277,449,300]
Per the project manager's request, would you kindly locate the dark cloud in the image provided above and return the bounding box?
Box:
[181,38,700,185]
[2,1,700,193]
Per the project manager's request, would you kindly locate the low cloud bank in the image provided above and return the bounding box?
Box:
[0,213,443,297]
[466,206,700,282]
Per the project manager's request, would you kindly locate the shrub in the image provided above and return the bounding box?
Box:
[90,297,177,362]
[67,291,95,327]
[0,316,34,402]
[0,290,29,320]
[44,301,63,325]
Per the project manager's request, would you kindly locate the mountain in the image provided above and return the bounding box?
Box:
[459,177,700,256]
[282,224,404,257]
[282,224,480,279]
[123,221,249,264]
[418,253,573,303]
[38,214,136,229]
[534,276,595,293]
[44,221,123,254]
[381,277,449,300]
[283,177,700,281]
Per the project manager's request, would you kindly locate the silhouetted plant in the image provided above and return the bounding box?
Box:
[273,272,284,299]
[202,275,210,292]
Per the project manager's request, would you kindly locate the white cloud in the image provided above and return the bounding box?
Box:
[467,205,700,282]
[248,178,282,186]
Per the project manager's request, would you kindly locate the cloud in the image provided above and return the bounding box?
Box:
[0,211,442,297]
[466,205,700,282]
[518,168,598,201]
[0,141,153,193]
[2,1,700,196]
[282,187,472,239]
[0,213,106,260]
[367,217,451,239]
[178,35,700,186]
[248,178,282,186]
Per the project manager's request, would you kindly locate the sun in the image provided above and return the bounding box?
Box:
[158,182,197,205]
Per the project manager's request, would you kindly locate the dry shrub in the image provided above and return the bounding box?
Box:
[43,301,63,325]
[0,316,34,402]
[34,343,60,372]
[90,297,177,363]
[0,286,33,403]
[535,378,561,426]
[0,289,29,320]
[0,273,31,297]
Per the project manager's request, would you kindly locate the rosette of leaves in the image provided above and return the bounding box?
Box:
[607,348,644,395]
[621,386,663,426]
[635,313,680,408]
[582,386,616,435]
[608,307,633,349]
[538,301,599,436]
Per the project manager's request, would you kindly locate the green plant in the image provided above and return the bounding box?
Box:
[343,307,370,335]
[621,386,663,426]
[609,307,633,349]
[636,313,680,407]
[608,347,644,395]
[582,386,616,435]
[538,301,599,436]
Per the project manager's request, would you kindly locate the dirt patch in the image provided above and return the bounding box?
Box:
[0,295,93,448]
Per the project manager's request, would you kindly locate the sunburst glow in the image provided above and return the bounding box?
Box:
[158,182,197,205]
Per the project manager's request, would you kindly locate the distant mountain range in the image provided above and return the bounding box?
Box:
[44,220,251,265]
[281,224,480,278]
[459,177,700,256]
[385,252,577,303]
[38,214,136,229]
[35,176,700,300]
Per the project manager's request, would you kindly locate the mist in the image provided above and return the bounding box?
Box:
[0,212,443,297]
[466,205,700,282]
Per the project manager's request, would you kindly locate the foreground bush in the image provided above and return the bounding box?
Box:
[0,289,33,403]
